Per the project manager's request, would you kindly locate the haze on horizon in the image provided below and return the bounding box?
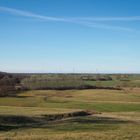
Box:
[0,0,140,73]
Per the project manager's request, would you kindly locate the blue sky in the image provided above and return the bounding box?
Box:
[0,0,140,73]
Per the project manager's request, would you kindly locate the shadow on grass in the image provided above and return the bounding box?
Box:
[69,116,129,124]
[0,113,131,132]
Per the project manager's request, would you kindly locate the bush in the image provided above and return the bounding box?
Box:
[0,86,17,97]
[21,75,93,90]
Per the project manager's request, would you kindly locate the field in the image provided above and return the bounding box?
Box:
[0,87,140,140]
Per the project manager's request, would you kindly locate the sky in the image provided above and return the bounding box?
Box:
[0,0,140,73]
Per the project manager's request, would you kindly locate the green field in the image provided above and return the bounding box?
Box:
[0,88,140,140]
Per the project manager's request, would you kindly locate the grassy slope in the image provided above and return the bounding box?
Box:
[0,89,140,140]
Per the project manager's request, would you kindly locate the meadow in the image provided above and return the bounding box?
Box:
[0,87,140,140]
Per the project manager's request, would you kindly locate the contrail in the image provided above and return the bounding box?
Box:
[70,16,140,21]
[75,21,133,31]
[0,6,135,31]
[0,6,68,22]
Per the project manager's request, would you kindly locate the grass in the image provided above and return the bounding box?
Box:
[0,89,139,112]
[86,79,140,88]
[0,88,140,139]
[0,106,78,116]
[0,123,140,140]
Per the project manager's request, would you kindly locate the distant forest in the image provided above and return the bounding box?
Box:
[0,71,140,97]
